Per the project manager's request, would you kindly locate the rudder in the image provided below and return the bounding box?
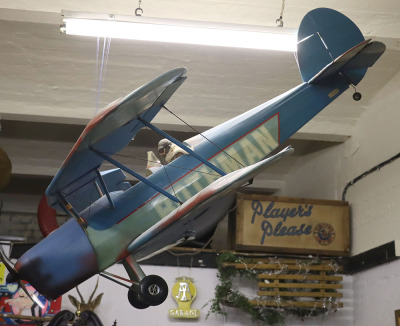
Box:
[296,8,366,83]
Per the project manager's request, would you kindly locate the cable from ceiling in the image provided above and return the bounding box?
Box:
[342,151,400,201]
[276,0,285,27]
[135,0,143,16]
[95,36,112,114]
[95,0,141,114]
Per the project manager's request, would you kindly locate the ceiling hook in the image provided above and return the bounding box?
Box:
[276,0,285,27]
[135,7,143,16]
[135,0,143,16]
[276,16,284,27]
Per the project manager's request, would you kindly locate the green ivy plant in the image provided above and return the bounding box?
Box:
[205,252,340,325]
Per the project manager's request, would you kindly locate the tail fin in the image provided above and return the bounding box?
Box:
[296,8,385,85]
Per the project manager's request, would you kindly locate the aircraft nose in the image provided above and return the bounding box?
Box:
[15,218,98,300]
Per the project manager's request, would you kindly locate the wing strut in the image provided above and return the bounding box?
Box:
[59,194,88,228]
[138,117,226,176]
[91,148,182,204]
[95,169,116,209]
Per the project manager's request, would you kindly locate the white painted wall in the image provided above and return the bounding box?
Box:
[276,66,400,325]
[279,143,345,200]
[60,263,353,326]
[342,69,400,326]
[341,71,400,255]
[284,70,400,256]
[352,259,400,326]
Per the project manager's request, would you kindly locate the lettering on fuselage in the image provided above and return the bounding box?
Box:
[90,114,280,270]
[153,114,279,219]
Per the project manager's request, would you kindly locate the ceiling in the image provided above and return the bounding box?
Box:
[0,0,399,211]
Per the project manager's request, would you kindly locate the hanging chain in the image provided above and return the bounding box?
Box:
[135,0,143,16]
[276,0,285,27]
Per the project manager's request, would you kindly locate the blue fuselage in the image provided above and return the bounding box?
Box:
[16,74,349,300]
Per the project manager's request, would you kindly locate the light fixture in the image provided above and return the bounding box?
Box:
[61,10,297,52]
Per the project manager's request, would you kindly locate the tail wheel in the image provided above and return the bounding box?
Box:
[353,91,362,101]
[128,287,150,309]
[139,275,168,306]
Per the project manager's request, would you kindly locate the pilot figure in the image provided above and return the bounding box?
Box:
[157,139,187,163]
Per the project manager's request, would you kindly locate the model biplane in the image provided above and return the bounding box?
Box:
[0,8,385,309]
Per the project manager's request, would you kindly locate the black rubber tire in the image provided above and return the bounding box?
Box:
[353,92,362,101]
[128,287,150,309]
[6,272,18,283]
[139,275,168,306]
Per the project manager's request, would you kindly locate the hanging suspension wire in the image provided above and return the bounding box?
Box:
[95,37,100,109]
[162,106,246,168]
[95,37,112,114]
[135,0,144,16]
[276,0,285,27]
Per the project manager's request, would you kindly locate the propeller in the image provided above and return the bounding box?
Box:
[0,245,44,309]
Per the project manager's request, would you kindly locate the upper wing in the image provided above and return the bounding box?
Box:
[127,146,294,261]
[46,68,187,210]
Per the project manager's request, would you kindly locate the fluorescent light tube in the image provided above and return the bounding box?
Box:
[61,11,297,52]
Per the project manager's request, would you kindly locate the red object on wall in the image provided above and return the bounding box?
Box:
[0,283,62,325]
[37,194,59,237]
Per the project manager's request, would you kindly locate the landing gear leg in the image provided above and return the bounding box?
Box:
[123,255,168,308]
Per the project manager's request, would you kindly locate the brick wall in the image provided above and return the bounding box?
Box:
[0,211,69,243]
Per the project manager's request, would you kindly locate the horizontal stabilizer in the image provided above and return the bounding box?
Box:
[341,41,386,71]
[308,40,386,85]
[127,146,294,261]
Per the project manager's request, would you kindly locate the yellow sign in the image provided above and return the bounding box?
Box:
[0,263,5,285]
[169,277,200,319]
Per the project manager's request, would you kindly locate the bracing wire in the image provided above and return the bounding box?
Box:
[162,105,246,168]
[109,152,221,177]
[76,146,220,210]
[161,164,180,205]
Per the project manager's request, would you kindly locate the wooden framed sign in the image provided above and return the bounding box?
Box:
[232,193,350,256]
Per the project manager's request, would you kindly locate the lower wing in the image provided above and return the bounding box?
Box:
[127,145,294,261]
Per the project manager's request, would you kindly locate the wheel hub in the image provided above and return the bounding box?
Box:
[148,284,161,296]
